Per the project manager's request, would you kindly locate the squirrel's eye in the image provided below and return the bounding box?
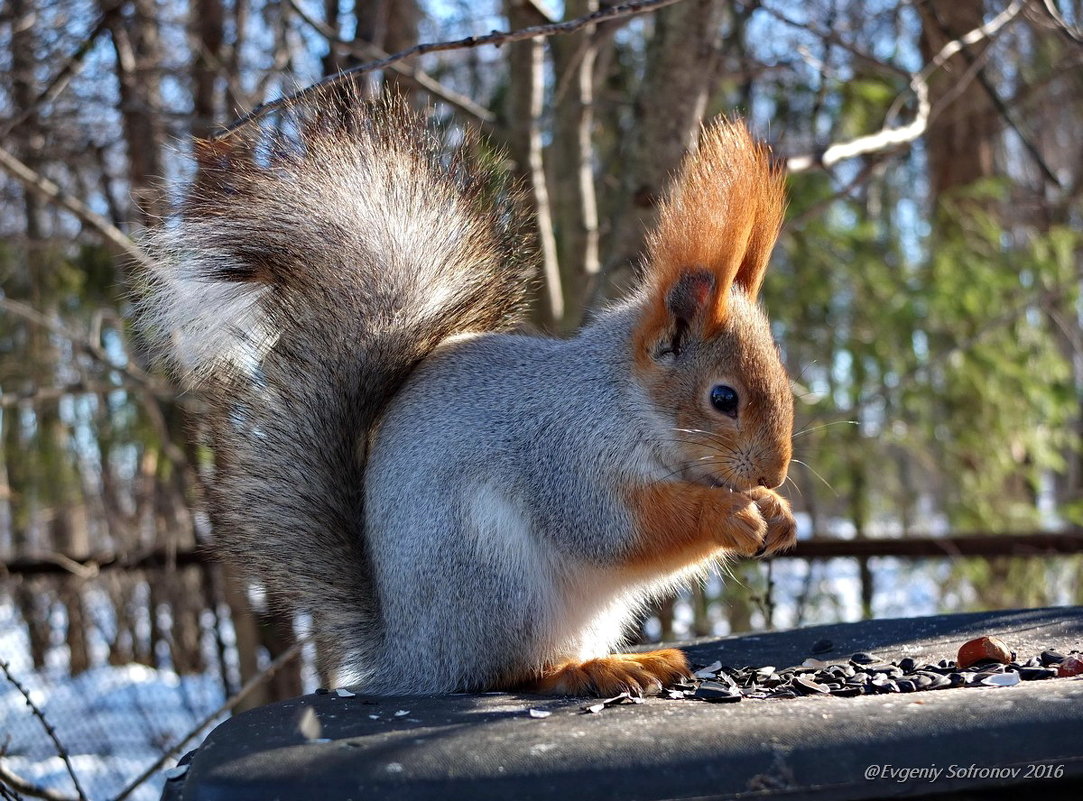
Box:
[710,385,739,418]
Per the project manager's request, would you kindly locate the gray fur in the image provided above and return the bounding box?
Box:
[139,92,533,676]
[364,294,769,692]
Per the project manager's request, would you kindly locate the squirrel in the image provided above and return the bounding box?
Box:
[141,89,796,697]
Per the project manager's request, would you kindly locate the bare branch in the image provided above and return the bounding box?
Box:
[0,380,174,409]
[0,299,161,394]
[111,641,305,801]
[1041,0,1083,43]
[0,763,78,801]
[784,158,885,229]
[0,661,87,801]
[0,146,152,271]
[213,0,685,140]
[746,1,909,80]
[0,1,124,140]
[283,0,495,127]
[2,545,209,578]
[786,0,1027,173]
[0,297,189,472]
[925,4,1062,187]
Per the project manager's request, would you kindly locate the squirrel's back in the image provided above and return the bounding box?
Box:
[140,90,534,675]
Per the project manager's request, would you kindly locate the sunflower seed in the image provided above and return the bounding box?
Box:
[793,676,830,695]
[981,672,1021,687]
[694,661,723,678]
[1018,667,1058,681]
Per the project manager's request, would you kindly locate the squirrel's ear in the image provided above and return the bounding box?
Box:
[642,118,786,323]
[635,267,718,362]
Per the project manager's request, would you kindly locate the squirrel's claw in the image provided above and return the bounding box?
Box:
[721,500,770,556]
[748,487,797,557]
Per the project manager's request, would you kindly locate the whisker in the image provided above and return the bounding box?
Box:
[784,474,804,498]
[657,438,741,458]
[790,458,838,496]
[673,427,742,455]
[792,360,818,386]
[792,420,858,439]
[644,461,708,485]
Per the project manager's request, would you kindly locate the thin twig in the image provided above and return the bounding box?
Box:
[0,1,124,140]
[111,640,305,801]
[0,778,22,801]
[0,298,190,474]
[0,380,168,409]
[785,0,1027,172]
[0,661,87,801]
[0,763,76,801]
[2,545,208,577]
[283,0,495,126]
[0,146,152,271]
[1041,0,1083,43]
[748,0,910,80]
[213,0,685,140]
[926,3,1061,187]
[783,158,884,229]
[0,298,162,394]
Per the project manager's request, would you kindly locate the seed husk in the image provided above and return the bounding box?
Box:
[663,642,1071,706]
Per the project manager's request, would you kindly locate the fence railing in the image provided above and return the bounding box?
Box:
[4,532,1083,578]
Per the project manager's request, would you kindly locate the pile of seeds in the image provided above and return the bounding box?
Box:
[670,646,1078,704]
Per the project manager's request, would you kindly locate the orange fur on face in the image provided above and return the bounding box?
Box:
[635,299,794,492]
[630,116,793,493]
[523,649,692,696]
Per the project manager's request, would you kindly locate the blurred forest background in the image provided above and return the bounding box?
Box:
[1,0,1082,798]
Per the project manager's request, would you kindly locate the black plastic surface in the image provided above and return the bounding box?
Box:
[165,607,1083,801]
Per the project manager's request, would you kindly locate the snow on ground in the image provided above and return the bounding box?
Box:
[1,597,227,801]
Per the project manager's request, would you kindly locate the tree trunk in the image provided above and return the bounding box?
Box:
[548,0,602,329]
[917,1,1000,205]
[355,0,420,97]
[598,0,728,303]
[2,0,48,649]
[104,0,166,227]
[504,0,564,328]
[191,0,225,138]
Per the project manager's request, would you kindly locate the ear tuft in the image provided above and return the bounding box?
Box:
[634,118,785,366]
[642,117,786,320]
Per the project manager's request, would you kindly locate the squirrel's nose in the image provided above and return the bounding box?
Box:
[758,469,787,490]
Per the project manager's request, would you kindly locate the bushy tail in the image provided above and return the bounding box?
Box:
[140,91,534,677]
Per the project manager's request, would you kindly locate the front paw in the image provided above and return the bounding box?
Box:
[714,495,768,556]
[748,487,797,556]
